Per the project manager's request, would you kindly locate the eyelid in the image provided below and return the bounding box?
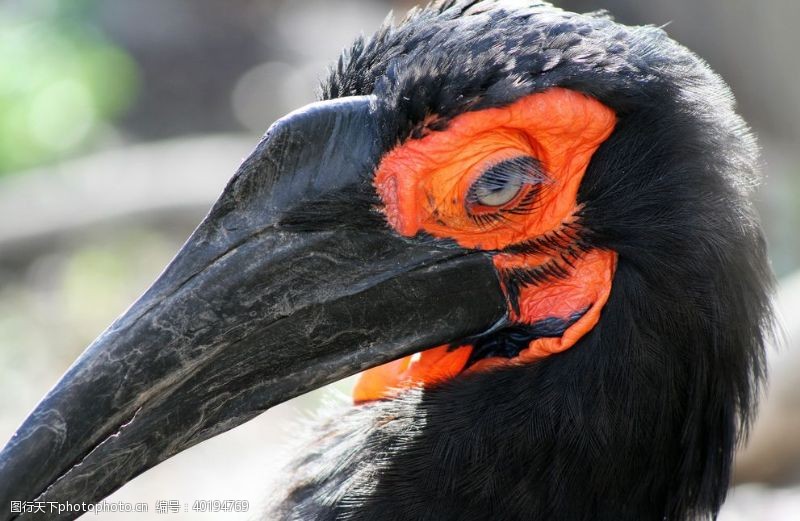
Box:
[487,156,547,185]
[466,155,548,209]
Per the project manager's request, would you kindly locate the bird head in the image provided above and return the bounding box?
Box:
[0,2,773,520]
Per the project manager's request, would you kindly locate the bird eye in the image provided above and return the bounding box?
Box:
[473,174,523,206]
[468,156,542,208]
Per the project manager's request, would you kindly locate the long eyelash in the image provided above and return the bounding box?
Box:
[501,184,542,215]
[466,156,550,226]
[490,156,549,186]
[468,185,542,229]
[470,212,507,228]
[501,220,585,255]
[470,157,548,196]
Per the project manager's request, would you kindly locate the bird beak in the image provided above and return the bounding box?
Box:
[0,96,507,518]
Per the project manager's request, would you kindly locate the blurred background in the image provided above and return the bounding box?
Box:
[1,0,798,519]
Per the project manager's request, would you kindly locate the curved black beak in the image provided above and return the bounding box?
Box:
[0,96,506,519]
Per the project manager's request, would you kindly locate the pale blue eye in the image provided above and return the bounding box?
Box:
[468,156,544,207]
[474,175,523,206]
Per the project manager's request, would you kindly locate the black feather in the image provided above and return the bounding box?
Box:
[269,1,774,520]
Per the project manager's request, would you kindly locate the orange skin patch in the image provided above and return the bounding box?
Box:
[354,88,617,403]
[475,248,617,371]
[375,88,616,250]
[353,345,473,404]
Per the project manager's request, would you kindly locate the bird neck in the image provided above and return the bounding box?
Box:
[274,260,757,520]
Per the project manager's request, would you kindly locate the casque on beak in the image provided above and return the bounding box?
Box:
[0,96,507,520]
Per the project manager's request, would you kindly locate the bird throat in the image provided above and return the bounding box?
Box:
[353,246,616,403]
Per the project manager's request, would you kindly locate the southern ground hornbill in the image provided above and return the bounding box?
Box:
[0,1,774,520]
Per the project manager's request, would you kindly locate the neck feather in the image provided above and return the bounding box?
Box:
[273,256,768,521]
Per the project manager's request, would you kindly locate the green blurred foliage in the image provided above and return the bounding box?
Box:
[0,0,138,175]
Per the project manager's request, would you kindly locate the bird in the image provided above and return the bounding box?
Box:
[0,1,774,520]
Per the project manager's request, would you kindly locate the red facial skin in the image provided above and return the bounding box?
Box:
[354,88,617,404]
